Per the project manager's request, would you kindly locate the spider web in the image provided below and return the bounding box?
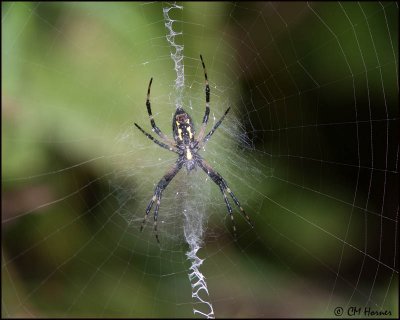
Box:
[2,2,399,318]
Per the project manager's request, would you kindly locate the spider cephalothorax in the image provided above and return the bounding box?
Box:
[134,55,253,243]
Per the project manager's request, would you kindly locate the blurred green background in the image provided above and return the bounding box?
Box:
[2,2,398,318]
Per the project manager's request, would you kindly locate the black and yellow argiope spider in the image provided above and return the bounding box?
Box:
[134,55,253,243]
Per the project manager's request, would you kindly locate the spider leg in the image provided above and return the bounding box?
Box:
[145,78,176,146]
[134,123,180,154]
[219,185,237,238]
[197,107,231,150]
[196,55,211,142]
[140,160,183,243]
[197,158,253,233]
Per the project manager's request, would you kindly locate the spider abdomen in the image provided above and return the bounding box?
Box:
[173,108,195,146]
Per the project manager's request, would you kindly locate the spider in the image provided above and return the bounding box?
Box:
[134,55,253,243]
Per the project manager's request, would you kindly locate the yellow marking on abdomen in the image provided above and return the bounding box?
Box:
[175,121,183,141]
[187,126,193,139]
